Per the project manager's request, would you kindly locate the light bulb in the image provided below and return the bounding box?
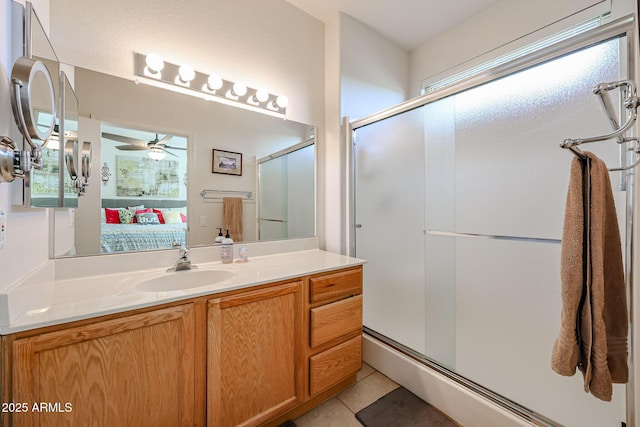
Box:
[232,82,247,97]
[275,95,288,109]
[207,74,223,91]
[145,53,164,72]
[178,65,195,83]
[254,89,269,103]
[148,148,167,161]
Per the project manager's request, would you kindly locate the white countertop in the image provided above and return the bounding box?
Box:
[1,249,365,335]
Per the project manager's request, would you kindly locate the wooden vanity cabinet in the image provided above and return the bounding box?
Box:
[208,281,304,427]
[307,267,363,397]
[8,304,196,427]
[1,264,364,427]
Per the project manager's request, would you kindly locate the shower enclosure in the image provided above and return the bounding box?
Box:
[351,17,635,427]
[257,141,315,240]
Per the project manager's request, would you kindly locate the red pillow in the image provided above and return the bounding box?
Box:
[134,208,152,223]
[180,213,187,223]
[152,209,165,224]
[105,208,121,224]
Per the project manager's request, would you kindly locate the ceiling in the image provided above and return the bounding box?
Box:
[284,0,502,51]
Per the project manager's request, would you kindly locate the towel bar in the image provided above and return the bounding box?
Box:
[561,80,640,172]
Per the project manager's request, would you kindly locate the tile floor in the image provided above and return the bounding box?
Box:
[294,363,401,426]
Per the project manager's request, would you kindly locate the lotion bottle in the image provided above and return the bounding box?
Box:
[221,229,234,264]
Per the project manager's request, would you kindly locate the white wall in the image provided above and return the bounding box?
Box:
[322,13,342,253]
[48,0,324,144]
[0,0,326,288]
[0,0,53,291]
[340,14,410,121]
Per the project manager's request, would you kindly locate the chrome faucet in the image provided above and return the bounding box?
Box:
[168,243,193,271]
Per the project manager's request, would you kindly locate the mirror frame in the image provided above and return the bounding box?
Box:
[10,57,56,148]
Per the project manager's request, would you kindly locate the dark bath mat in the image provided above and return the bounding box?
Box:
[356,386,458,427]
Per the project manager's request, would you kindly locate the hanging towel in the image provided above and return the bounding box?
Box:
[551,151,628,402]
[223,197,243,242]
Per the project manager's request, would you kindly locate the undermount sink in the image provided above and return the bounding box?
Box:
[135,268,234,292]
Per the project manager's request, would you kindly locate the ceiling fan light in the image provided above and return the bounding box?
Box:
[148,148,167,161]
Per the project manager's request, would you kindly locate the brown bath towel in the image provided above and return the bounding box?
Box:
[551,152,628,401]
[223,197,243,242]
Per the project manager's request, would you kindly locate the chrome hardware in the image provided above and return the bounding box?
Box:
[561,79,640,173]
[167,244,194,272]
[79,141,92,194]
[0,137,22,182]
[2,57,56,183]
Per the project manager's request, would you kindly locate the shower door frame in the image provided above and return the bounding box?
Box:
[347,14,637,427]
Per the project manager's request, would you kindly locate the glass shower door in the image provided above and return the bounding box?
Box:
[354,107,427,355]
[258,144,315,240]
[354,36,629,426]
[259,155,288,240]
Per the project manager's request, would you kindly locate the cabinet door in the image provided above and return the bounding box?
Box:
[11,304,195,427]
[208,281,303,427]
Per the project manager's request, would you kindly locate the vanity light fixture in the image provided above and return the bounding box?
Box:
[275,95,289,109]
[176,64,195,86]
[230,82,247,98]
[144,53,164,78]
[134,52,288,118]
[254,89,269,103]
[205,74,224,92]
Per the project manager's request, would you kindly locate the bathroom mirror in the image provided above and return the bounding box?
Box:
[60,72,80,206]
[10,57,56,149]
[10,1,80,208]
[53,66,316,257]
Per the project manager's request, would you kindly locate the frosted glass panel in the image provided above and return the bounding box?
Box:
[286,145,315,238]
[454,238,625,426]
[354,36,629,426]
[451,39,624,239]
[258,144,315,241]
[355,108,427,354]
[259,156,287,240]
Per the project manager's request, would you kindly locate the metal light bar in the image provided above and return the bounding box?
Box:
[133,52,288,118]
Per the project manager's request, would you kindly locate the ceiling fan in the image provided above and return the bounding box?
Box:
[102,132,185,157]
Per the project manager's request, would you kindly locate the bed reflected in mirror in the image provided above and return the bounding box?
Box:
[98,125,188,254]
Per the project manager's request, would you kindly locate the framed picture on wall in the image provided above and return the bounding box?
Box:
[212,149,243,176]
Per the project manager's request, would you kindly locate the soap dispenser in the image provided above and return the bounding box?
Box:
[220,229,234,264]
[215,228,224,243]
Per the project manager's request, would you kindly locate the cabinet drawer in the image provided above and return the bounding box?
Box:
[310,295,362,348]
[309,335,361,396]
[309,268,362,304]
